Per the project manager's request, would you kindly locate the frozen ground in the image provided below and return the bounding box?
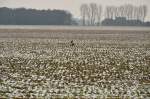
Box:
[0,26,150,98]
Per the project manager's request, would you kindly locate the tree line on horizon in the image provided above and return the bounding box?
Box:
[0,6,149,26]
[0,7,73,25]
[80,3,150,26]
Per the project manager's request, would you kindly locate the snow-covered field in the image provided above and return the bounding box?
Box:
[0,27,150,98]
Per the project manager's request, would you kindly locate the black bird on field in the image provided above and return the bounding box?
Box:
[70,40,75,46]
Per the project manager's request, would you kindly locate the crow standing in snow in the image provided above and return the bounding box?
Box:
[70,40,75,46]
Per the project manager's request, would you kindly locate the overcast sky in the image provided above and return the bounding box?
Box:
[0,0,150,20]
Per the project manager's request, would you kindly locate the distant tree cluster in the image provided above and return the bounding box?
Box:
[80,4,149,26]
[0,7,73,25]
[102,17,150,26]
[80,3,102,26]
[105,4,147,22]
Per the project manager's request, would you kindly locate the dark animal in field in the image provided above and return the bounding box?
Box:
[70,40,75,46]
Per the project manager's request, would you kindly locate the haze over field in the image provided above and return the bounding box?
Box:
[0,0,150,21]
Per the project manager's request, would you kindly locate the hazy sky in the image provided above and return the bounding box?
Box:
[0,0,150,20]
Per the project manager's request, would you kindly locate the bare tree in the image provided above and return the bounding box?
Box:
[111,6,117,19]
[89,3,98,25]
[128,5,134,20]
[105,6,111,19]
[137,5,147,22]
[125,4,133,20]
[137,6,142,20]
[97,5,102,25]
[80,4,88,25]
[105,6,116,19]
[86,5,91,25]
[132,6,138,20]
[143,5,147,22]
[137,6,143,21]
[114,7,119,19]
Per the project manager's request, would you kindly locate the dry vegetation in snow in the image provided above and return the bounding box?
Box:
[0,28,150,98]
